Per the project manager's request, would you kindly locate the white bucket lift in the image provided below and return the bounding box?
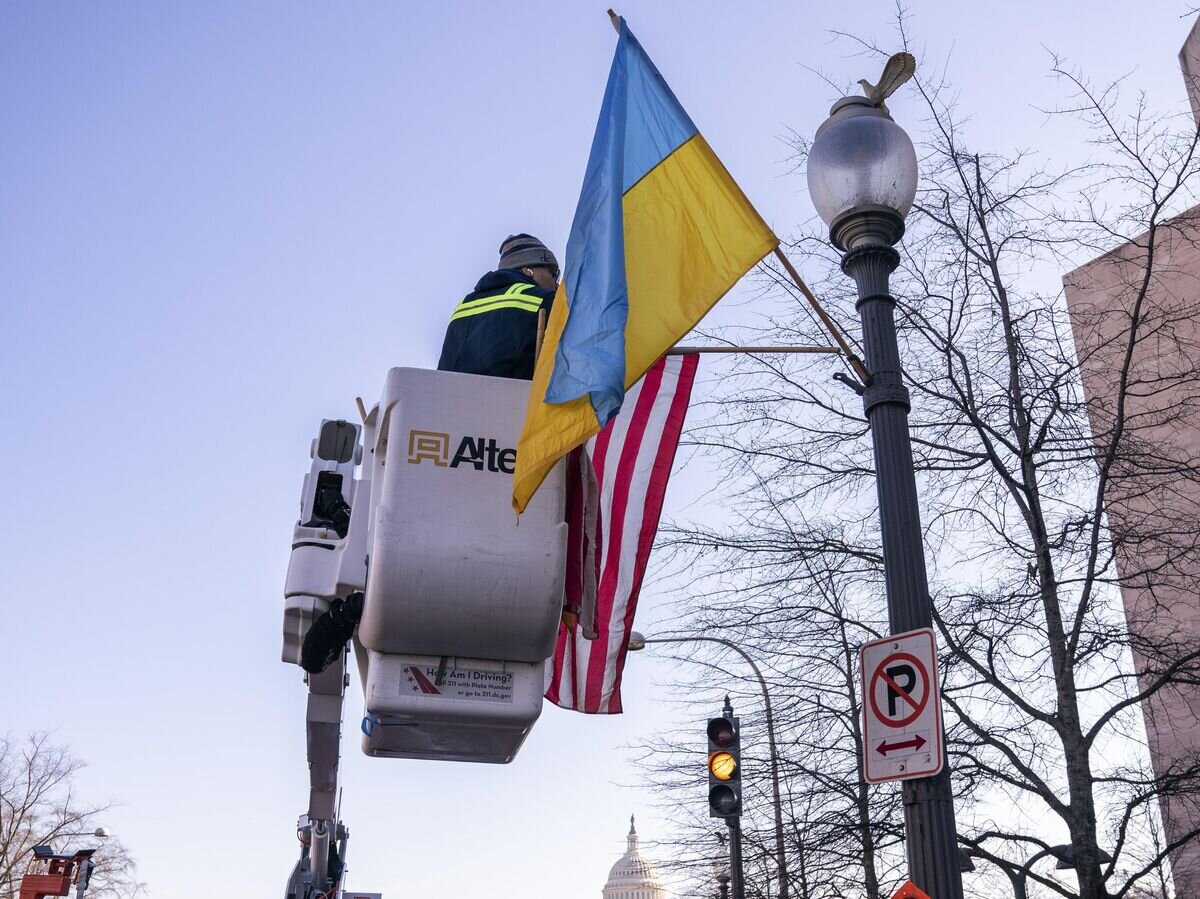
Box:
[282,368,567,768]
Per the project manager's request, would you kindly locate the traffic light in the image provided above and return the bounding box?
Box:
[707,713,742,818]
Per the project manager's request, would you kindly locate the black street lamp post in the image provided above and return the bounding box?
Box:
[807,93,963,898]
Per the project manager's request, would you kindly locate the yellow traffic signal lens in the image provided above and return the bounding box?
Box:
[709,751,738,781]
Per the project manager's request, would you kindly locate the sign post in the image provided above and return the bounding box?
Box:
[859,628,943,784]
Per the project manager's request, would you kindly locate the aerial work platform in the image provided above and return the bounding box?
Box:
[359,367,566,665]
[280,367,568,896]
[283,368,567,766]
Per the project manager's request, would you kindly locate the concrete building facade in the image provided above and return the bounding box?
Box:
[1062,19,1200,894]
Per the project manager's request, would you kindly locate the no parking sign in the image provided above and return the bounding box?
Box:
[859,628,944,783]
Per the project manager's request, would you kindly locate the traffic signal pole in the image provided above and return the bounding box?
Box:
[727,816,746,899]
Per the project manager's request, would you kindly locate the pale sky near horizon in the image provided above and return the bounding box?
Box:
[3,3,1197,897]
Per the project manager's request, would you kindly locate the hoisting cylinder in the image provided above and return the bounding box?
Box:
[355,368,568,763]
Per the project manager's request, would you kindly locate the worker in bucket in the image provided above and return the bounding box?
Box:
[437,233,560,379]
[300,233,561,674]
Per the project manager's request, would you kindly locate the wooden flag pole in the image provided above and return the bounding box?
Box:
[772,247,871,384]
[534,308,548,361]
[607,8,621,32]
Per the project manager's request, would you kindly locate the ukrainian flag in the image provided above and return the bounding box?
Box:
[513,17,777,513]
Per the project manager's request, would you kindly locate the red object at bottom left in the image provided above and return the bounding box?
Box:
[18,849,96,899]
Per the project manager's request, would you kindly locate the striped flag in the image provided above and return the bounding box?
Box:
[545,353,698,714]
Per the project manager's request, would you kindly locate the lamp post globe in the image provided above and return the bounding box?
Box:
[807,96,918,251]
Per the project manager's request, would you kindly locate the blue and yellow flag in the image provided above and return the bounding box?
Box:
[513,17,777,513]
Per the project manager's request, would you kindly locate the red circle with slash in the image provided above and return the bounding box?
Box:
[868,651,930,728]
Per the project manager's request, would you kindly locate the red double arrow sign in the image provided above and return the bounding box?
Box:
[875,734,926,756]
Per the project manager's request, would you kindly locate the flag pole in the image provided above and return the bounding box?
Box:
[667,344,840,356]
[535,308,548,361]
[607,8,621,32]
[772,247,871,384]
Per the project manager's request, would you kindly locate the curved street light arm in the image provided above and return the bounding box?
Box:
[639,635,788,899]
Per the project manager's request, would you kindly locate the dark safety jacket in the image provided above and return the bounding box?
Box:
[437,269,555,380]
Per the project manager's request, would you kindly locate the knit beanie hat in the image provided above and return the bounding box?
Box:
[498,233,559,272]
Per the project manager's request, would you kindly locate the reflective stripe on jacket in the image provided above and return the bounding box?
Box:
[448,282,544,322]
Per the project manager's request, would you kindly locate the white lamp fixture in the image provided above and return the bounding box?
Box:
[806,96,918,251]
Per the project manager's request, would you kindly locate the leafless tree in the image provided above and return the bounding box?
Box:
[632,547,910,899]
[639,17,1200,899]
[0,733,145,899]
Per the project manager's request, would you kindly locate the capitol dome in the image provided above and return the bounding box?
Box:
[602,816,666,899]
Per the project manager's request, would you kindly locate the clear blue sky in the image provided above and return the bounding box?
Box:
[2,2,1194,896]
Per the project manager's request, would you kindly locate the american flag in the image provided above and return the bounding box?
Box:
[545,353,699,713]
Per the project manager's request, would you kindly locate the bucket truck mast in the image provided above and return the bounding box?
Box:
[279,368,569,897]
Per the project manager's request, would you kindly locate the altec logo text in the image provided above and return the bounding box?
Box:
[407,429,517,474]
